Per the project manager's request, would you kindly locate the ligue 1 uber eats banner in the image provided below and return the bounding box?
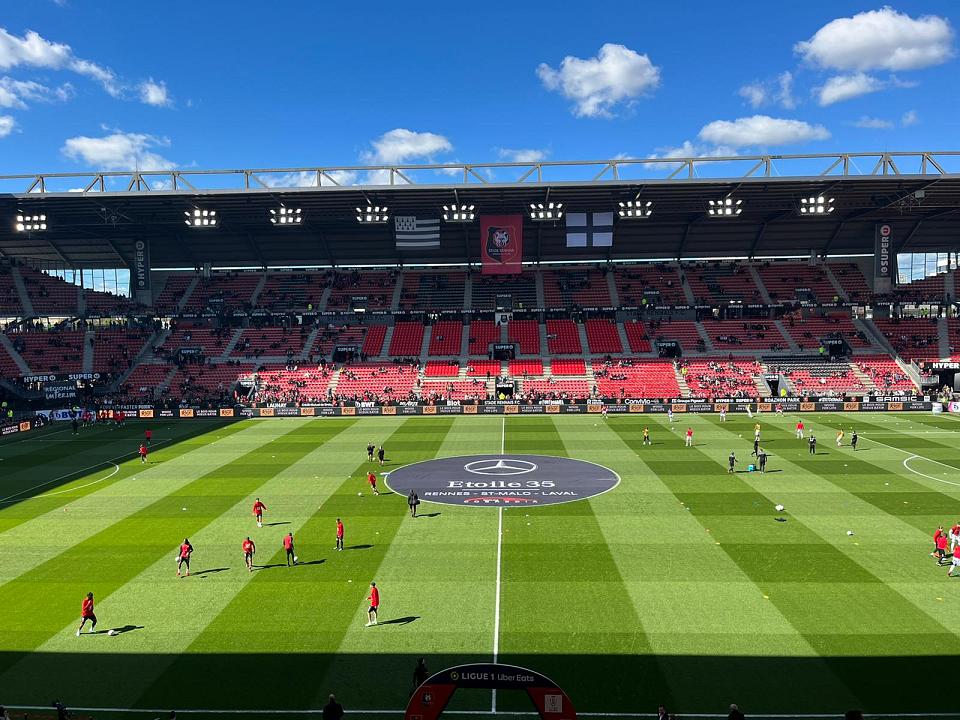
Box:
[481,215,523,275]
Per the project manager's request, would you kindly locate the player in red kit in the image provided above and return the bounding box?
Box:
[139,443,148,463]
[335,518,344,551]
[367,472,379,496]
[795,420,805,439]
[76,592,97,636]
[684,427,694,447]
[365,582,380,626]
[252,498,267,528]
[145,428,152,446]
[283,532,296,566]
[242,537,256,571]
[177,538,193,577]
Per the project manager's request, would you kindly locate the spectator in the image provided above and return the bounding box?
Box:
[728,704,745,720]
[322,694,345,720]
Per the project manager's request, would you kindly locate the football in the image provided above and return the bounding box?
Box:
[294,555,298,562]
[358,492,362,496]
[847,530,855,536]
[107,629,118,636]
[775,504,785,512]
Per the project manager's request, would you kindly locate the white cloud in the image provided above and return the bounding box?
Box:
[854,116,894,129]
[901,109,919,127]
[61,131,176,171]
[0,115,14,138]
[362,128,453,165]
[496,147,548,163]
[796,7,954,72]
[645,140,738,170]
[0,76,73,108]
[0,27,166,101]
[738,82,767,108]
[815,73,884,105]
[698,115,830,148]
[738,71,796,109]
[262,169,358,188]
[138,78,170,107]
[536,43,660,118]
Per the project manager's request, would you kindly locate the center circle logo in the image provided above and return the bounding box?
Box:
[385,454,619,507]
[464,459,537,476]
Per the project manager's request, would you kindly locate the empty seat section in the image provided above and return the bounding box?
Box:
[311,326,368,358]
[508,320,540,354]
[326,271,394,310]
[623,320,651,352]
[154,273,195,312]
[471,273,537,310]
[0,268,22,315]
[584,318,622,354]
[702,320,790,351]
[121,363,172,399]
[466,360,501,376]
[11,329,84,373]
[551,358,585,375]
[546,319,581,354]
[521,379,590,399]
[18,267,79,315]
[259,272,326,311]
[186,273,260,311]
[895,274,946,303]
[828,263,872,303]
[686,263,762,304]
[468,320,499,355]
[388,321,424,356]
[361,325,387,356]
[399,272,466,310]
[542,269,611,308]
[781,313,871,350]
[757,263,836,303]
[770,357,864,394]
[421,380,488,400]
[648,321,702,351]
[93,329,151,374]
[427,321,462,356]
[424,361,460,377]
[84,289,134,315]
[871,318,942,360]
[509,359,543,376]
[232,327,308,358]
[613,265,685,306]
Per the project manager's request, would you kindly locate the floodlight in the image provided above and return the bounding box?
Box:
[707,198,743,217]
[442,204,475,222]
[270,207,303,225]
[799,196,834,215]
[618,200,653,219]
[15,213,46,232]
[184,208,218,228]
[355,206,389,224]
[529,201,563,221]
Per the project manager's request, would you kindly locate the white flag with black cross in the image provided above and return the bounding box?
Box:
[565,212,613,248]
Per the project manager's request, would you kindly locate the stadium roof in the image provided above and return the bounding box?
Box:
[1,151,959,269]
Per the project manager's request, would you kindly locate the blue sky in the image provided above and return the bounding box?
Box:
[0,1,957,180]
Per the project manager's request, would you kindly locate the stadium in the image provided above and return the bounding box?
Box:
[3,6,960,720]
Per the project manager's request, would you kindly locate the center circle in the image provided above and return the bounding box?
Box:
[385,454,619,507]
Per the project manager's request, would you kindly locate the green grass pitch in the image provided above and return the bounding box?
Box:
[2,412,960,718]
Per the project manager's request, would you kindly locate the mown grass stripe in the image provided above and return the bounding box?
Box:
[0,418,317,673]
[0,421,247,535]
[631,416,960,713]
[131,417,456,711]
[0,420,268,582]
[493,417,675,713]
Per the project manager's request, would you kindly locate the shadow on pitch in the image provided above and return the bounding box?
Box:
[347,544,373,550]
[417,512,441,518]
[379,615,419,626]
[193,567,229,577]
[263,521,290,527]
[92,624,143,635]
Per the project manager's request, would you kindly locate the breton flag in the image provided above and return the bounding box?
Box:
[565,212,613,248]
[395,216,440,248]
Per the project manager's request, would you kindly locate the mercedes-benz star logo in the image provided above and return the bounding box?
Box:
[464,459,538,476]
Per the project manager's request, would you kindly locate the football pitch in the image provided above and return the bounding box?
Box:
[2,412,960,719]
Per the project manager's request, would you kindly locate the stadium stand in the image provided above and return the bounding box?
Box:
[647,320,704,351]
[681,358,763,398]
[702,319,789,351]
[361,325,387,357]
[232,326,308,359]
[186,273,260,311]
[466,359,501,376]
[334,363,419,402]
[771,357,865,394]
[508,359,543,377]
[895,274,946,303]
[521,378,591,400]
[18,267,79,315]
[827,263,872,303]
[92,328,151,375]
[871,317,942,360]
[623,319,652,353]
[0,267,21,315]
[399,271,466,310]
[757,262,838,303]
[545,319,582,355]
[9,328,84,373]
[686,263,762,303]
[468,320,499,356]
[311,325,367,359]
[427,320,462,356]
[259,272,325,311]
[593,360,680,399]
[388,321,425,356]
[326,270,394,310]
[542,269,611,308]
[508,319,540,355]
[613,264,686,306]
[472,272,537,310]
[423,361,460,377]
[781,311,871,349]
[551,358,586,375]
[251,364,333,404]
[584,318,622,354]
[421,379,488,401]
[154,273,195,312]
[120,363,173,399]
[854,356,916,392]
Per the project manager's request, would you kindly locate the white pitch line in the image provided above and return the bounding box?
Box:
[862,433,960,473]
[0,438,172,505]
[493,413,506,713]
[903,455,960,488]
